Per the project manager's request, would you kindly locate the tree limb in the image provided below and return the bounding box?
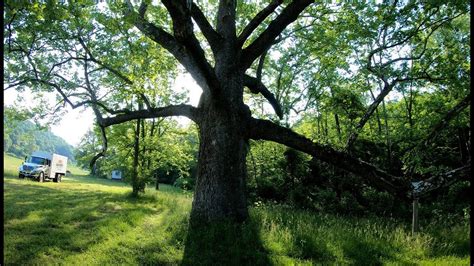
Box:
[348,10,461,149]
[256,48,268,81]
[244,75,283,119]
[346,81,394,149]
[237,0,283,47]
[99,104,199,127]
[248,118,411,197]
[413,164,471,198]
[241,0,314,70]
[216,0,237,41]
[124,1,216,93]
[401,93,471,155]
[89,125,108,171]
[78,36,133,85]
[191,2,222,53]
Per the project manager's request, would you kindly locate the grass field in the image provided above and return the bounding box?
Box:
[3,153,470,265]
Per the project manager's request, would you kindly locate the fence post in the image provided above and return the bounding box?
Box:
[412,197,419,234]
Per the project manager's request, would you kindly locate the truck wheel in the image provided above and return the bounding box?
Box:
[19,174,24,179]
[38,172,44,183]
[53,174,62,183]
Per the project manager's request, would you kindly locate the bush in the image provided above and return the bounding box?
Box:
[338,191,364,214]
[174,177,195,190]
[362,187,397,216]
[311,188,338,212]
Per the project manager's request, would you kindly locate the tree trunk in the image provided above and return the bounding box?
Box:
[334,113,342,142]
[155,173,160,190]
[191,103,249,223]
[132,117,141,197]
[381,99,393,166]
[132,102,143,197]
[190,56,250,222]
[369,88,383,134]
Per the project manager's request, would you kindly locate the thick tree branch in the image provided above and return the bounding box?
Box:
[413,164,471,198]
[248,118,411,197]
[256,48,268,81]
[346,81,394,149]
[244,75,283,119]
[241,0,314,69]
[89,125,108,171]
[191,2,222,53]
[216,0,237,41]
[237,0,283,47]
[99,104,198,127]
[124,2,216,94]
[161,0,221,95]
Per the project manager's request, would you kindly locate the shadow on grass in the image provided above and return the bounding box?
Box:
[4,181,159,265]
[181,217,271,266]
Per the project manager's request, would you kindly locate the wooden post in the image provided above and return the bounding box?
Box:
[412,197,419,234]
[155,174,159,190]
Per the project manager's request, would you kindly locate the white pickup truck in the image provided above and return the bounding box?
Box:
[18,151,68,183]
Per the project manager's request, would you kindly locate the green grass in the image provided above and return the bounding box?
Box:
[3,154,470,265]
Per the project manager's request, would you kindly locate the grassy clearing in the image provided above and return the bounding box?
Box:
[3,154,470,265]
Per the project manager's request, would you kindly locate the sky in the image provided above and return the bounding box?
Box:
[4,72,202,147]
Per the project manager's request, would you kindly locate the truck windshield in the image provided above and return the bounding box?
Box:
[27,156,47,165]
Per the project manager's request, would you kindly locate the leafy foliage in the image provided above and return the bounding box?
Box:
[75,119,198,193]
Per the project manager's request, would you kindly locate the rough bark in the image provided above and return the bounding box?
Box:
[191,67,250,222]
[191,107,249,223]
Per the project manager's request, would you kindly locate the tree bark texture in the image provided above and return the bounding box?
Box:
[190,61,251,222]
[192,107,249,223]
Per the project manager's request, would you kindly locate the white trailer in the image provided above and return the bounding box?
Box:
[19,151,68,182]
[111,170,122,180]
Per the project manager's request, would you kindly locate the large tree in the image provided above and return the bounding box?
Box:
[4,1,469,223]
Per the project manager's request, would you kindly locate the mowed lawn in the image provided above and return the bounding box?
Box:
[4,154,192,265]
[3,154,470,265]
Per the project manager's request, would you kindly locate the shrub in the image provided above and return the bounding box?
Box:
[174,177,195,191]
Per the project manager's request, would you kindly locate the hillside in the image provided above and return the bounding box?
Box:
[3,154,469,265]
[4,117,76,162]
